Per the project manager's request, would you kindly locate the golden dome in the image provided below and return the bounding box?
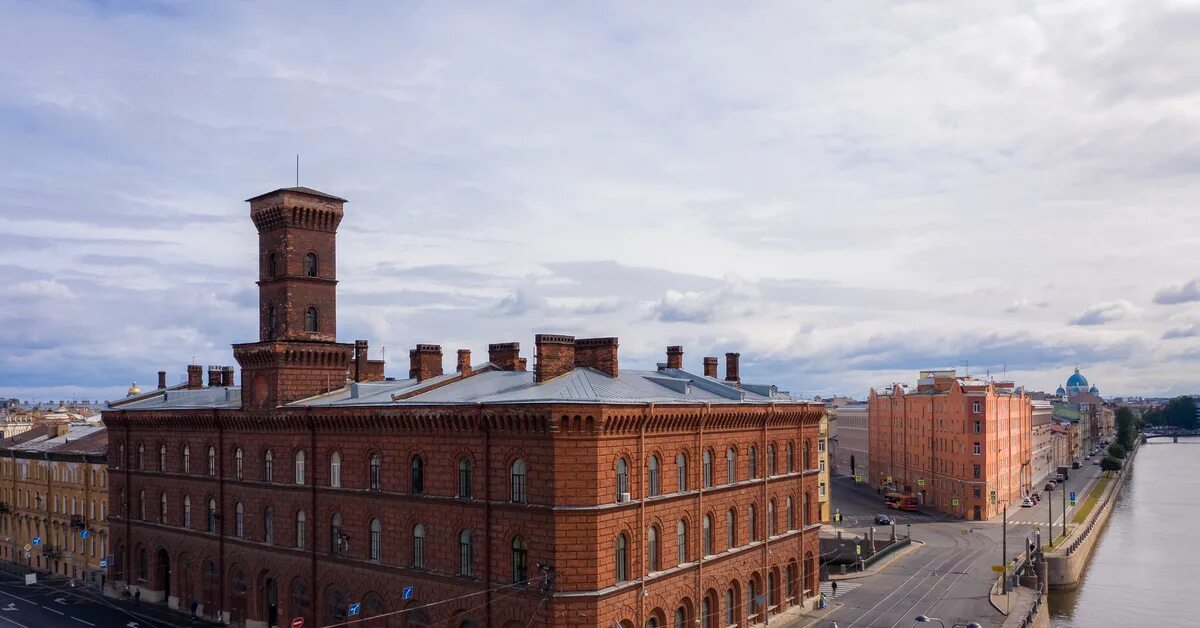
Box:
[127,382,141,396]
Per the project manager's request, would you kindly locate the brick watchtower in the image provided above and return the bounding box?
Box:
[233,187,354,409]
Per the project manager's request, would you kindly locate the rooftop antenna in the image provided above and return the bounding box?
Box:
[296,154,300,187]
[964,359,969,377]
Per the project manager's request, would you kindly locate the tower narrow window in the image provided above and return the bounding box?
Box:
[267,305,278,339]
[304,307,318,333]
[305,252,318,277]
[268,252,277,279]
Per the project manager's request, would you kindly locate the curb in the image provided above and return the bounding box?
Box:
[798,601,844,628]
[829,540,924,581]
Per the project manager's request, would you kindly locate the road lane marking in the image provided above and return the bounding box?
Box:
[72,618,96,626]
[0,591,33,605]
[41,604,65,615]
[0,614,29,628]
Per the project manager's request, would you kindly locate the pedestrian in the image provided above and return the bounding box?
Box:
[134,588,140,606]
[831,580,838,598]
[190,598,198,619]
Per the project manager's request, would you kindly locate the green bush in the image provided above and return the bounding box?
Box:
[1100,456,1122,472]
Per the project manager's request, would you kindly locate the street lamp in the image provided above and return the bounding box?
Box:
[913,618,981,628]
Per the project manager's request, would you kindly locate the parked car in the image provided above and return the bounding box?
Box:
[1045,481,1057,491]
[1093,458,1102,465]
[1021,497,1034,507]
[1030,492,1040,503]
[1054,473,1065,482]
[1072,461,1082,469]
[875,514,895,525]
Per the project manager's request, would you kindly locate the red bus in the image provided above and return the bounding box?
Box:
[884,492,919,511]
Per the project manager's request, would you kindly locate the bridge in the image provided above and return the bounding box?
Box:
[1142,428,1200,442]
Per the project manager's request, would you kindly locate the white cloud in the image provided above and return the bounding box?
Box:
[1069,300,1136,326]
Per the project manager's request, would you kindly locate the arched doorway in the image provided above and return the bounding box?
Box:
[202,560,218,618]
[264,577,279,628]
[156,548,170,601]
[230,568,247,626]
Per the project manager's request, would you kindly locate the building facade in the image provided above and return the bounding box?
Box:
[817,414,829,523]
[868,370,1033,520]
[830,402,868,479]
[103,186,823,628]
[0,420,109,586]
[1030,401,1055,487]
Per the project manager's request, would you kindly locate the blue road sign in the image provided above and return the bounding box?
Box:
[402,586,414,600]
[81,529,89,539]
[348,603,360,617]
[31,536,41,546]
[99,559,107,569]
[1069,491,1077,502]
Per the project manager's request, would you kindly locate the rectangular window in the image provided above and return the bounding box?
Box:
[973,464,981,479]
[819,482,826,497]
[973,442,981,455]
[973,486,982,498]
[818,439,825,452]
[972,400,981,413]
[974,421,981,434]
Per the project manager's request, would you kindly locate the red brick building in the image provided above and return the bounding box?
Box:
[104,187,823,628]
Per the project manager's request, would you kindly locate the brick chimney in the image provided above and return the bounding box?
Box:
[457,349,472,376]
[187,365,203,389]
[703,357,718,378]
[725,352,741,384]
[575,337,619,378]
[409,344,444,382]
[666,346,684,369]
[354,340,369,382]
[488,342,522,371]
[157,371,167,390]
[221,366,236,387]
[207,366,222,387]
[535,334,575,383]
[518,357,528,371]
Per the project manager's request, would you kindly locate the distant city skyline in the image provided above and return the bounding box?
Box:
[4,2,1200,401]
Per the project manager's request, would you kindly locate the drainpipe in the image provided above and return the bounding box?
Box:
[480,403,491,628]
[216,408,225,621]
[695,403,709,622]
[762,403,771,624]
[309,407,317,627]
[639,403,651,626]
[124,410,131,590]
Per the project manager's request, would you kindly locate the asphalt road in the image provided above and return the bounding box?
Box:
[805,460,1108,628]
[0,571,204,628]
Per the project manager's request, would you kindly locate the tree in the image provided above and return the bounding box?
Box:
[1100,456,1122,473]
[1116,406,1136,450]
[1142,396,1197,430]
[1107,442,1126,459]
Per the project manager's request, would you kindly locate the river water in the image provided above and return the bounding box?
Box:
[1048,439,1200,627]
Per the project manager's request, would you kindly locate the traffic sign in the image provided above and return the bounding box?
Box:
[31,536,41,546]
[855,544,861,556]
[951,499,960,507]
[81,529,89,539]
[886,476,893,484]
[22,544,30,552]
[989,490,997,503]
[99,559,108,570]
[917,478,925,486]
[348,603,360,617]
[1069,491,1077,503]
[992,565,1009,573]
[290,618,304,628]
[854,475,862,483]
[402,586,414,600]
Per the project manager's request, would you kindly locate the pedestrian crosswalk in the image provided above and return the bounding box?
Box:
[819,580,862,597]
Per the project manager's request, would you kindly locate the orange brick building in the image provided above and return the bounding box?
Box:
[868,370,1032,520]
[103,186,823,628]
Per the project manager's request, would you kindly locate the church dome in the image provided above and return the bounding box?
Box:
[1056,385,1066,396]
[1089,385,1099,394]
[1065,368,1088,388]
[127,382,141,396]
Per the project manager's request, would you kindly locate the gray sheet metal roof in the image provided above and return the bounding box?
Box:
[107,387,242,410]
[6,424,106,453]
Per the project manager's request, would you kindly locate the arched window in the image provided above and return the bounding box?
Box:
[267,305,278,339]
[117,443,124,469]
[786,496,795,530]
[725,589,735,626]
[769,570,779,608]
[510,459,527,503]
[647,525,660,572]
[305,252,318,278]
[183,495,192,529]
[268,252,277,279]
[768,444,776,476]
[768,500,777,536]
[726,508,737,548]
[703,450,713,488]
[264,507,274,544]
[726,447,736,483]
[410,456,424,494]
[330,452,342,488]
[234,447,243,480]
[369,454,381,491]
[511,537,528,583]
[459,530,474,576]
[675,608,687,628]
[676,520,688,565]
[235,502,244,538]
[182,445,191,474]
[786,442,794,473]
[458,458,472,498]
[294,450,306,485]
[803,492,811,526]
[331,513,344,555]
[412,523,425,568]
[263,449,274,482]
[295,510,306,549]
[702,598,712,628]
[749,445,758,479]
[616,458,629,501]
[159,444,167,471]
[304,307,318,333]
[369,518,382,561]
[749,503,758,541]
[615,534,629,582]
[207,446,216,476]
[748,579,758,619]
[159,492,167,522]
[647,619,658,628]
[703,514,713,556]
[207,497,217,533]
[137,442,144,469]
[803,440,811,470]
[138,490,145,520]
[647,455,660,497]
[676,452,687,492]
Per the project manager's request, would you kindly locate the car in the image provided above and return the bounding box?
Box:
[875,514,895,525]
[1093,458,1101,465]
[1054,473,1065,482]
[1021,497,1034,507]
[1072,461,1082,469]
[1030,492,1040,503]
[1045,481,1057,491]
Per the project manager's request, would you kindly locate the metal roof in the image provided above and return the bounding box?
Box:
[107,387,242,410]
[245,186,347,203]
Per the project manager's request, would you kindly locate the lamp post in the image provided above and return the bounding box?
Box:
[914,616,982,628]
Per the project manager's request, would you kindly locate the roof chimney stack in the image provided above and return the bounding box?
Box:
[207,366,223,388]
[575,337,619,378]
[725,352,741,384]
[457,349,472,376]
[488,342,522,371]
[157,371,167,390]
[535,334,576,383]
[409,345,444,382]
[186,365,203,390]
[666,346,684,370]
[517,357,528,371]
[703,357,718,378]
[221,366,236,387]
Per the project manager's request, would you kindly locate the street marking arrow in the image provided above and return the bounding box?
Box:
[127,622,140,628]
[55,597,67,604]
[2,603,16,612]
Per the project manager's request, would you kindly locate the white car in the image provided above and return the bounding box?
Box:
[1021,497,1034,507]
[1093,459,1101,465]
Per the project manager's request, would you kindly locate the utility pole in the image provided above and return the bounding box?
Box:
[1062,481,1067,540]
[1002,503,1007,591]
[1048,488,1053,547]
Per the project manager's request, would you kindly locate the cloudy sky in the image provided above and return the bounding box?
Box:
[3,0,1200,403]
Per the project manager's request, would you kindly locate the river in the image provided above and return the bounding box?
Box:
[1048,439,1200,627]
